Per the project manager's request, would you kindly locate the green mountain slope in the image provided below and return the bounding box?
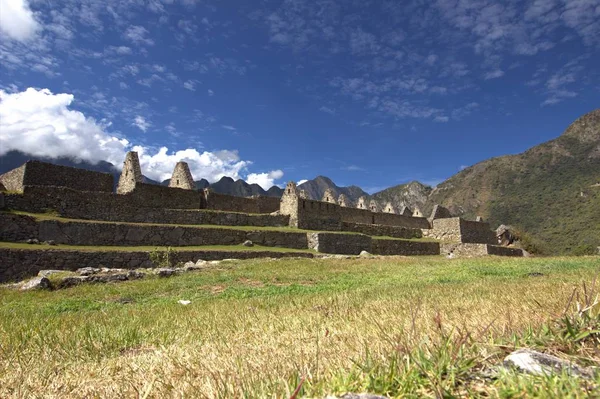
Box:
[425,109,600,254]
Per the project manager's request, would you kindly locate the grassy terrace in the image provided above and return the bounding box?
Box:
[1,256,599,397]
[0,241,316,253]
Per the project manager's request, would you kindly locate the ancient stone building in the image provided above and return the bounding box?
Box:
[338,194,351,207]
[369,199,380,213]
[429,204,452,221]
[322,188,337,204]
[169,162,195,190]
[476,216,483,222]
[383,202,396,214]
[413,208,423,217]
[117,151,143,194]
[298,189,308,199]
[399,206,412,217]
[356,196,368,209]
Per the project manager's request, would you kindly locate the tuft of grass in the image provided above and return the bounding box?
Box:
[0,256,598,397]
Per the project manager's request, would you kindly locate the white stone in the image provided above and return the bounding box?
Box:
[178,300,191,305]
[504,349,593,378]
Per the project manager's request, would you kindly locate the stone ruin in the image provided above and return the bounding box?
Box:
[322,188,337,204]
[117,151,143,194]
[399,206,412,217]
[338,194,351,207]
[383,202,396,214]
[356,196,368,209]
[0,153,524,284]
[169,162,195,190]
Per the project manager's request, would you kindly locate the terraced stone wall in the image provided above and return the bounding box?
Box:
[341,222,422,239]
[0,213,308,249]
[371,238,440,256]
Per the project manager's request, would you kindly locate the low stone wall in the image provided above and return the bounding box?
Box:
[341,222,422,239]
[0,248,314,283]
[487,245,524,256]
[0,213,308,249]
[441,243,524,257]
[0,213,38,242]
[339,207,430,229]
[371,239,440,256]
[307,232,371,255]
[425,218,496,244]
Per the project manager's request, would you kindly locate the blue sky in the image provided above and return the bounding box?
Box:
[0,0,598,192]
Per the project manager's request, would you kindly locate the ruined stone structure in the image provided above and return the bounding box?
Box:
[369,199,380,213]
[399,206,412,217]
[169,162,195,190]
[322,188,337,204]
[356,196,367,209]
[338,194,351,207]
[117,151,143,194]
[0,154,523,282]
[413,208,423,217]
[383,202,396,214]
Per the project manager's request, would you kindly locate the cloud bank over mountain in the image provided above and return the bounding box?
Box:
[0,88,284,188]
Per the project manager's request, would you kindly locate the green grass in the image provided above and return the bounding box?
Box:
[0,241,315,253]
[1,256,599,398]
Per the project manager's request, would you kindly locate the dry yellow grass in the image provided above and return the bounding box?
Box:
[1,255,599,398]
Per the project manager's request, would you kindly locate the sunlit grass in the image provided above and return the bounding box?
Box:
[0,256,598,397]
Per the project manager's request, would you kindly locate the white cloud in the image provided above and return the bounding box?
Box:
[246,170,284,190]
[297,179,308,185]
[207,89,214,96]
[319,105,335,115]
[221,125,236,131]
[0,0,40,42]
[183,80,197,91]
[123,26,154,46]
[0,88,280,184]
[132,115,150,132]
[484,70,505,80]
[0,88,128,166]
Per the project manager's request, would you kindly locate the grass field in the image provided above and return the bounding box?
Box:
[1,256,599,398]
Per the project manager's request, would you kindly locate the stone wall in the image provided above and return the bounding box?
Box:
[0,164,27,192]
[0,213,308,249]
[24,161,114,192]
[4,186,281,222]
[341,222,422,239]
[307,232,371,254]
[0,248,314,283]
[130,183,204,209]
[339,207,430,229]
[204,192,280,214]
[459,219,497,244]
[371,238,440,256]
[297,199,343,230]
[425,217,496,244]
[441,243,524,257]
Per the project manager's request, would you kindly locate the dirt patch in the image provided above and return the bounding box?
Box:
[238,277,265,288]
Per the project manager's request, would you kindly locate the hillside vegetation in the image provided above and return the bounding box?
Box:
[426,109,600,255]
[1,256,599,397]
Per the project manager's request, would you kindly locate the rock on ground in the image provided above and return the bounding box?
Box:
[503,348,594,378]
[19,276,51,291]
